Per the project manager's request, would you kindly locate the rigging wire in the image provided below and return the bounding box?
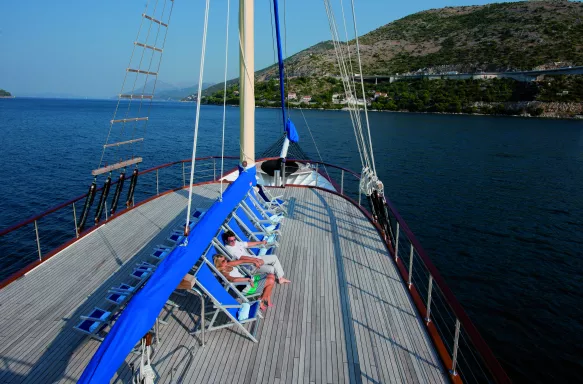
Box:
[349,0,376,175]
[185,0,211,232]
[220,0,231,200]
[322,0,368,170]
[298,107,330,180]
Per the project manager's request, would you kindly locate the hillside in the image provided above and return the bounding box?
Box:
[189,1,583,118]
[254,0,583,78]
[0,89,12,97]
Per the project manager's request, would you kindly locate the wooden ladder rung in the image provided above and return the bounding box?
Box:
[142,14,168,27]
[92,158,143,176]
[103,138,144,149]
[119,94,154,99]
[134,42,163,52]
[127,68,158,76]
[111,117,149,124]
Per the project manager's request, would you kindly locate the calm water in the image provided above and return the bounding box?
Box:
[1,98,582,383]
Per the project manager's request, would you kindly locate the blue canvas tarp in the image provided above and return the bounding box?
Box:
[79,166,256,383]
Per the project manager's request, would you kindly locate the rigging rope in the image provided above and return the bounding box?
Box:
[322,0,380,188]
[350,0,376,175]
[322,0,369,170]
[298,108,330,180]
[220,0,231,200]
[185,0,211,233]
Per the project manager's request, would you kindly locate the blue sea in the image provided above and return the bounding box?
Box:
[1,98,582,383]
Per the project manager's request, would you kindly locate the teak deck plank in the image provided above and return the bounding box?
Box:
[0,184,447,383]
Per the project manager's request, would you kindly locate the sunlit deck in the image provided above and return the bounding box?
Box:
[0,183,447,383]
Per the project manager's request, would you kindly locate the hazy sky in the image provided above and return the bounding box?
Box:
[0,0,516,98]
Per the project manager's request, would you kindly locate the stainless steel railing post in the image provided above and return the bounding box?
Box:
[451,319,461,376]
[408,243,414,288]
[425,276,433,323]
[394,222,400,262]
[34,220,42,261]
[213,158,216,181]
[156,169,159,195]
[182,162,186,186]
[72,202,79,238]
[340,170,344,195]
[315,164,319,187]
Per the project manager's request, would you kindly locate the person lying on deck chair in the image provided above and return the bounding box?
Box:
[222,230,291,284]
[213,254,275,311]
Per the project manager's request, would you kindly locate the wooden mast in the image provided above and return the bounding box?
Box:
[239,0,255,167]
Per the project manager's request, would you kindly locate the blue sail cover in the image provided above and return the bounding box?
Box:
[286,118,299,143]
[273,0,299,145]
[79,166,257,383]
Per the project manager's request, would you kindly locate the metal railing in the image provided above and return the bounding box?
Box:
[0,156,509,383]
[0,156,239,285]
[284,158,510,383]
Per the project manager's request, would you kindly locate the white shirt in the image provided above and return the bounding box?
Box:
[228,267,245,278]
[225,241,255,260]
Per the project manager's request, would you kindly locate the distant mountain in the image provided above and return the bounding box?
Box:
[0,89,11,97]
[136,80,215,100]
[20,92,86,99]
[207,0,583,89]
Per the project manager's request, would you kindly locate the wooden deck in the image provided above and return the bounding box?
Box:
[0,184,448,383]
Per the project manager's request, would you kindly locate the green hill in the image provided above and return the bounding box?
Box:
[189,1,583,117]
[254,0,583,77]
[0,89,12,97]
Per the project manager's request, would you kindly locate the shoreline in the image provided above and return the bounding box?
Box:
[196,102,583,120]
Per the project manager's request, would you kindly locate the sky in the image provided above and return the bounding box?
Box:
[0,0,517,98]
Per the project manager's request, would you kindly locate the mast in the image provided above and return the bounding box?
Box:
[239,0,255,167]
[273,0,289,159]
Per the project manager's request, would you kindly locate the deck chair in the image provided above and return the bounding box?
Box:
[233,210,280,242]
[254,185,287,214]
[177,208,207,233]
[105,290,132,307]
[244,194,285,223]
[203,244,266,298]
[150,246,172,264]
[166,230,187,246]
[130,265,154,283]
[235,205,281,235]
[73,307,113,341]
[192,261,262,343]
[223,219,277,257]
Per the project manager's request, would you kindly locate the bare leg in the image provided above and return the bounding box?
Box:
[260,274,276,310]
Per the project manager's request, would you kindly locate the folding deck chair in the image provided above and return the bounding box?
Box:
[236,205,281,234]
[254,185,287,214]
[73,307,113,341]
[204,242,266,298]
[223,217,278,256]
[150,245,172,264]
[244,194,285,224]
[191,261,262,343]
